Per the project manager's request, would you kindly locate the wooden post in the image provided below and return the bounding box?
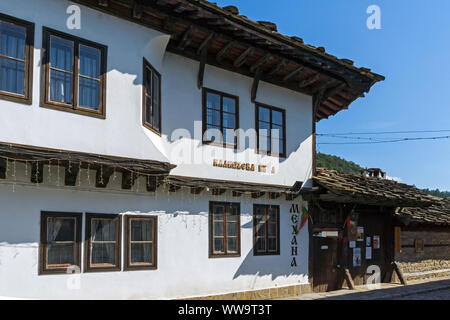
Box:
[392,262,408,285]
[343,268,355,290]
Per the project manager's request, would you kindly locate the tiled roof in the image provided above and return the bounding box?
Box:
[399,199,450,226]
[313,168,440,207]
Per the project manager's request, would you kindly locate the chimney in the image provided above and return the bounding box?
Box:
[361,168,386,179]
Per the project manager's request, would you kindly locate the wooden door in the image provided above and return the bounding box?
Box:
[312,235,341,292]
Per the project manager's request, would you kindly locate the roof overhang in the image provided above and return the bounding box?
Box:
[70,0,385,121]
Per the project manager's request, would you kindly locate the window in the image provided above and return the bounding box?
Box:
[255,103,286,157]
[125,216,157,271]
[209,202,240,257]
[253,205,280,255]
[85,213,121,272]
[414,239,424,253]
[202,88,239,148]
[142,58,161,134]
[41,27,107,118]
[39,212,82,274]
[0,13,34,104]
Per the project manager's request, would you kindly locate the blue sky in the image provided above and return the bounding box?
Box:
[216,0,450,191]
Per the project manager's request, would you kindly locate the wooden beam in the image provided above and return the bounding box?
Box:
[269,192,281,199]
[216,41,236,63]
[251,67,262,102]
[95,166,115,188]
[169,184,181,192]
[146,176,158,192]
[267,59,287,77]
[212,188,226,196]
[283,66,304,82]
[233,47,254,68]
[177,26,194,50]
[31,161,44,184]
[312,79,335,94]
[198,46,208,89]
[190,187,204,194]
[64,163,80,186]
[232,191,242,197]
[196,32,216,55]
[132,0,143,19]
[285,193,300,201]
[298,74,320,88]
[0,158,5,179]
[392,262,408,285]
[250,54,271,73]
[251,192,265,199]
[343,268,355,290]
[122,170,137,190]
[323,83,347,100]
[98,0,108,7]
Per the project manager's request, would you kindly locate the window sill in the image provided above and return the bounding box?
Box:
[143,122,162,136]
[0,91,32,105]
[40,101,106,119]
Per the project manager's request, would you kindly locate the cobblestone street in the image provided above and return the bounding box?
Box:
[392,288,450,300]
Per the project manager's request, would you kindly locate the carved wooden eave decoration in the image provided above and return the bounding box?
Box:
[70,0,385,121]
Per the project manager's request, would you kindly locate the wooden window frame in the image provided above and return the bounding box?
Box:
[255,102,287,158]
[142,58,162,135]
[39,211,82,275]
[0,13,34,105]
[40,27,107,119]
[414,239,425,253]
[202,87,239,149]
[209,201,241,258]
[124,215,158,271]
[85,213,121,273]
[253,204,280,256]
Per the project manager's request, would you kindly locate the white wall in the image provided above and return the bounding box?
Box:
[0,0,313,188]
[0,164,309,299]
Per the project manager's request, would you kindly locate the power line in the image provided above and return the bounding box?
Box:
[318,129,450,136]
[318,135,450,145]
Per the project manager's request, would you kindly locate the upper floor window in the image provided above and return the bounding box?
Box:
[142,58,161,134]
[202,88,239,148]
[0,13,34,104]
[39,211,82,275]
[209,202,241,258]
[41,27,107,118]
[255,103,286,157]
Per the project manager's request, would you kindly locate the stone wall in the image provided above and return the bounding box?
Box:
[395,229,450,281]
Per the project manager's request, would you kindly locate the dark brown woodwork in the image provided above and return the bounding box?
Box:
[251,68,262,102]
[299,74,320,88]
[197,46,208,89]
[269,192,281,199]
[324,83,347,100]
[312,79,336,94]
[285,193,300,201]
[250,54,272,73]
[177,25,194,50]
[190,187,204,194]
[216,41,236,62]
[0,158,5,179]
[31,161,44,184]
[169,184,181,192]
[283,66,304,82]
[95,166,115,188]
[64,162,80,186]
[146,176,158,192]
[267,59,287,77]
[212,188,226,196]
[132,0,143,19]
[312,235,342,292]
[251,192,265,199]
[121,170,138,190]
[232,191,242,197]
[233,47,254,68]
[343,268,355,290]
[196,32,216,55]
[392,262,408,285]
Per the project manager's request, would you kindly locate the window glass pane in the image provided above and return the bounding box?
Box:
[271,138,282,155]
[227,238,237,252]
[206,92,220,110]
[0,57,24,94]
[0,21,26,60]
[205,125,222,142]
[256,223,266,237]
[152,73,160,130]
[272,110,283,125]
[259,136,270,152]
[223,113,235,129]
[50,36,73,72]
[213,222,224,237]
[131,220,153,242]
[206,108,221,126]
[271,124,283,140]
[92,219,116,242]
[145,96,152,124]
[226,206,239,222]
[47,244,74,265]
[214,238,224,253]
[131,243,152,264]
[227,222,237,237]
[78,77,99,109]
[144,67,152,97]
[223,128,236,144]
[268,208,278,222]
[47,217,75,242]
[79,45,100,79]
[268,223,277,237]
[256,238,266,251]
[222,97,235,113]
[91,243,115,265]
[213,205,224,221]
[268,238,277,252]
[50,69,72,103]
[258,106,270,122]
[258,121,270,132]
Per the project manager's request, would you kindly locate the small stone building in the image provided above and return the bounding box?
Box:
[395,199,450,281]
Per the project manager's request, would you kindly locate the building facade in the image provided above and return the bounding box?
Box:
[0,0,382,299]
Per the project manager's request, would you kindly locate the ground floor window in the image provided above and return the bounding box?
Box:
[125,215,157,270]
[85,213,121,272]
[39,211,82,274]
[209,202,241,257]
[253,205,280,255]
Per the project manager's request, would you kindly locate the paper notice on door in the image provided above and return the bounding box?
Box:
[366,247,372,259]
